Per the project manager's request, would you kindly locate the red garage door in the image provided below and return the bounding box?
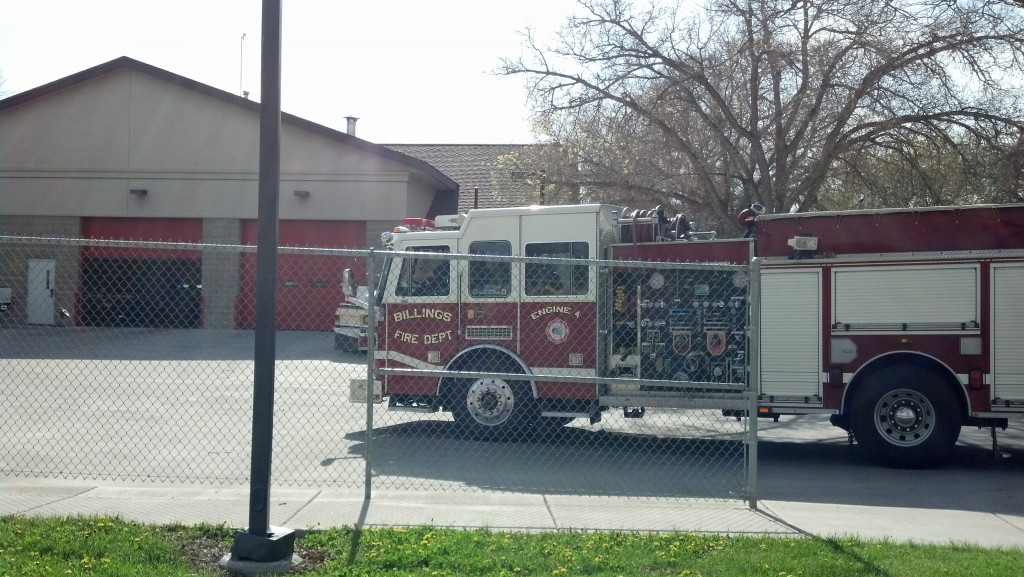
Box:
[79,218,203,328]
[236,220,367,330]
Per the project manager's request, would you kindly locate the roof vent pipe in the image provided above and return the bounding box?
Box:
[345,116,359,136]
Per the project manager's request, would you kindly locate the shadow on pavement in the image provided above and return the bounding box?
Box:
[340,420,747,500]
[336,416,1024,517]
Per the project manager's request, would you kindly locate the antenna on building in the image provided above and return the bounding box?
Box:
[239,33,247,96]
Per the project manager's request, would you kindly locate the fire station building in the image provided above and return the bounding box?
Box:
[0,57,459,330]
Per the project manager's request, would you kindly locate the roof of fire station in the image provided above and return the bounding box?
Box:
[0,56,461,220]
[384,144,537,211]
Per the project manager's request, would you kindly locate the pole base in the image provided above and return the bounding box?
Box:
[230,526,297,563]
[219,553,301,575]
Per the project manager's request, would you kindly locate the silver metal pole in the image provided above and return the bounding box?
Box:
[364,249,376,500]
[239,33,246,96]
[746,257,761,509]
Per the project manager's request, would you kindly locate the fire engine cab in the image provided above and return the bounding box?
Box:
[351,202,1024,468]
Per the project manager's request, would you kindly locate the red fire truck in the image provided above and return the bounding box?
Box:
[350,203,1024,467]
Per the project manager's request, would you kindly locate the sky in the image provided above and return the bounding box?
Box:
[0,1,578,144]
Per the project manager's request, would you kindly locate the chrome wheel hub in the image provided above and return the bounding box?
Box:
[874,389,935,447]
[466,378,514,426]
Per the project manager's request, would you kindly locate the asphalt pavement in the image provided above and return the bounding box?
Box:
[3,327,1024,549]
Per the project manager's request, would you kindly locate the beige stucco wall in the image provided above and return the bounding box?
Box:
[0,216,81,327]
[0,67,444,223]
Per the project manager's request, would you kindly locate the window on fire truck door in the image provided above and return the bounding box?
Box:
[524,242,589,296]
[395,246,450,297]
[469,240,511,298]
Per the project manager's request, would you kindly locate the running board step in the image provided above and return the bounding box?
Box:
[541,411,591,419]
[387,406,438,413]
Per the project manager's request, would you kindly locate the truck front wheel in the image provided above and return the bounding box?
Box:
[449,376,537,441]
[849,366,961,468]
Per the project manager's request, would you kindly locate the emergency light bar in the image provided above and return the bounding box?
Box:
[392,217,437,234]
[402,218,435,230]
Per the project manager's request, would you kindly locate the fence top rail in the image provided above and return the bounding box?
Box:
[0,235,747,271]
[376,366,750,393]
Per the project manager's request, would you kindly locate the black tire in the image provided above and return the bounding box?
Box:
[849,365,961,468]
[448,375,539,442]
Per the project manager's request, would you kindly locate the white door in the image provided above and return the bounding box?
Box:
[992,264,1024,402]
[27,259,56,325]
[760,268,822,398]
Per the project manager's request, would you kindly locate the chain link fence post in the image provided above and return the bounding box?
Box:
[364,248,376,500]
[747,257,762,509]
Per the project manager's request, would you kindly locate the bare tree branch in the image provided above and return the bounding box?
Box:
[501,0,1024,234]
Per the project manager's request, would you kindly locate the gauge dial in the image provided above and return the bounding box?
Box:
[732,271,748,288]
[649,272,666,289]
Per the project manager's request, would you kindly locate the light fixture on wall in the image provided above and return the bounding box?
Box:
[293,190,310,198]
[129,188,148,196]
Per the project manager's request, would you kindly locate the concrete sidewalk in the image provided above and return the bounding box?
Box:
[3,478,1023,549]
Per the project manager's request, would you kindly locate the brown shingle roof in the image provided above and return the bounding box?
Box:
[384,144,537,212]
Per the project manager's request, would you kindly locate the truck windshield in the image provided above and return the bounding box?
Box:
[375,257,391,306]
[394,246,451,297]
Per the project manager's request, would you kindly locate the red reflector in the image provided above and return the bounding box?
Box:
[969,369,983,389]
[758,407,770,414]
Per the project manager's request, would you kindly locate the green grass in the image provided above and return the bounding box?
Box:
[2,515,1022,576]
[0,516,206,576]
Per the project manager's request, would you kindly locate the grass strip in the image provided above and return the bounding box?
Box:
[2,515,1021,576]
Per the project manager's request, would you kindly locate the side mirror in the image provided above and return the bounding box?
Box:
[342,268,356,298]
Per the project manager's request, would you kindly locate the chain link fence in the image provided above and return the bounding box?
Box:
[1,235,757,504]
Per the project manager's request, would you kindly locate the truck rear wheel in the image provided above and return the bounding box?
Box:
[449,376,538,441]
[849,365,961,468]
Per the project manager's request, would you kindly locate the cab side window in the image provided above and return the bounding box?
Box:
[395,246,450,297]
[469,240,511,298]
[524,242,589,296]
